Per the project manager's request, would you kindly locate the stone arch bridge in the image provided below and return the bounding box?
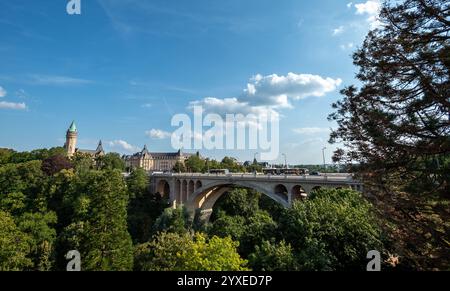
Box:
[151,173,363,221]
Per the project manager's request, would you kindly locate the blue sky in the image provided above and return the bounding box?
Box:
[0,0,381,164]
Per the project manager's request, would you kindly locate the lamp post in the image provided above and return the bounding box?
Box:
[282,153,287,169]
[253,152,259,175]
[253,152,259,164]
[322,147,327,173]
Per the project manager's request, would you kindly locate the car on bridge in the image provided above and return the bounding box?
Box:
[208,169,230,175]
[263,168,309,176]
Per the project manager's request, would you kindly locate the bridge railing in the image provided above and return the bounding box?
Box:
[151,172,357,183]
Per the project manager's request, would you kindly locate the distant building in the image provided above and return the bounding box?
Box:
[258,162,270,168]
[64,121,105,158]
[64,121,190,172]
[123,145,193,172]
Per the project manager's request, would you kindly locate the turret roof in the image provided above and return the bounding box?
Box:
[68,121,77,132]
[96,140,104,153]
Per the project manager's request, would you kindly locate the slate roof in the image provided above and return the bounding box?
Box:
[76,140,104,155]
[123,146,195,159]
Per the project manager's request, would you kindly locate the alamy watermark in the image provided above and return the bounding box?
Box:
[66,250,81,271]
[66,0,81,15]
[170,105,280,161]
[366,250,381,271]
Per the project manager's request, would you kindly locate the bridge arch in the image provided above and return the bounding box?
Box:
[157,180,170,199]
[186,180,290,214]
[195,180,202,190]
[292,185,307,201]
[274,184,289,201]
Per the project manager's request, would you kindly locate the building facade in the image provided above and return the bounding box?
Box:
[64,121,105,158]
[123,145,193,172]
[64,121,189,171]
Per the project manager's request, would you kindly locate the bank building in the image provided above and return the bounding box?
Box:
[64,121,105,158]
[64,121,192,172]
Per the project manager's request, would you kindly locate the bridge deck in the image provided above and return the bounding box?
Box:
[151,173,359,184]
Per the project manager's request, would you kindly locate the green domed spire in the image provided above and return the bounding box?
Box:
[68,121,77,132]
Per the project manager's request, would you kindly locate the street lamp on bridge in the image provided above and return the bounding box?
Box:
[282,153,288,169]
[253,152,259,164]
[322,147,327,173]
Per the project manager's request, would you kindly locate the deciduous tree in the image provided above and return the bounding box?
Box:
[0,211,32,271]
[41,154,72,176]
[279,188,383,271]
[134,232,248,271]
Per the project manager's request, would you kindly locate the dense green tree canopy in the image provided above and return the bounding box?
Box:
[220,157,246,173]
[41,154,72,176]
[0,145,434,270]
[0,147,66,165]
[209,188,279,258]
[0,211,32,271]
[280,188,383,270]
[126,168,149,199]
[96,153,125,171]
[61,170,133,271]
[212,188,260,219]
[207,187,384,271]
[127,168,167,243]
[16,211,57,270]
[70,153,94,176]
[172,161,186,173]
[185,154,205,173]
[134,232,248,271]
[153,207,192,235]
[249,240,298,271]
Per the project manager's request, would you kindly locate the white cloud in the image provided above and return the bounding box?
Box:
[347,2,353,8]
[293,127,331,135]
[141,103,152,108]
[0,86,6,97]
[0,101,27,110]
[108,140,140,152]
[355,0,380,15]
[340,42,354,50]
[189,97,269,116]
[243,73,342,104]
[146,129,172,139]
[30,75,93,85]
[355,0,382,29]
[332,26,345,36]
[188,73,341,122]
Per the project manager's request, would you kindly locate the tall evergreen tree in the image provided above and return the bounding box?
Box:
[329,0,449,189]
[328,0,449,269]
[63,170,133,271]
